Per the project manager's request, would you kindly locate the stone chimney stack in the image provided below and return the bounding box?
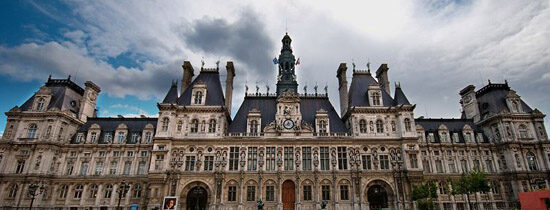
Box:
[225,61,235,116]
[181,61,195,95]
[459,85,480,122]
[78,81,101,122]
[376,64,391,95]
[337,63,349,116]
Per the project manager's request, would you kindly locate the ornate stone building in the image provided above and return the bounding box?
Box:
[0,33,548,210]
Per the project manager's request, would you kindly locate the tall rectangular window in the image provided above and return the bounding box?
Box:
[320,147,330,170]
[246,186,256,201]
[266,186,275,201]
[185,156,195,171]
[80,162,89,175]
[16,160,25,174]
[302,147,312,171]
[340,185,349,200]
[362,155,372,170]
[435,160,444,173]
[204,156,214,171]
[66,163,74,175]
[303,185,312,201]
[229,147,239,171]
[485,160,494,172]
[337,147,348,170]
[461,160,469,173]
[409,154,418,168]
[448,162,456,173]
[118,132,125,143]
[110,161,117,174]
[95,161,103,175]
[123,161,132,175]
[379,155,389,170]
[228,186,237,201]
[247,147,258,171]
[266,147,276,171]
[284,147,294,170]
[138,161,147,175]
[423,160,431,173]
[473,160,481,171]
[322,185,331,201]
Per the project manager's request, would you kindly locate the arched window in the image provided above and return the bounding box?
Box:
[250,120,259,135]
[441,132,448,142]
[319,120,328,135]
[58,127,64,140]
[404,118,412,132]
[74,185,84,199]
[89,184,98,199]
[359,120,367,133]
[376,120,384,133]
[194,91,203,104]
[190,119,199,133]
[519,124,529,138]
[371,92,381,106]
[208,119,216,133]
[133,184,142,198]
[513,101,520,112]
[27,124,38,138]
[8,184,18,198]
[176,121,183,132]
[526,152,538,171]
[161,118,169,132]
[36,98,45,111]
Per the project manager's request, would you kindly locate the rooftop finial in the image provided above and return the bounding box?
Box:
[303,85,307,95]
[201,57,205,69]
[68,75,71,80]
[216,60,220,69]
[266,85,270,94]
[324,84,328,95]
[488,79,491,84]
[314,83,318,95]
[245,84,249,94]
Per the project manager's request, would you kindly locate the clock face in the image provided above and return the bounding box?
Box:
[283,119,294,129]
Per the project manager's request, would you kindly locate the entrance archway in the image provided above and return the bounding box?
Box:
[282,180,296,210]
[368,185,388,210]
[186,186,207,210]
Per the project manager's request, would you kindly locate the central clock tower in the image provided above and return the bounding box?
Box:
[275,90,302,133]
[276,33,298,95]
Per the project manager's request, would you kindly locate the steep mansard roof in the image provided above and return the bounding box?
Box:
[20,77,84,114]
[475,83,533,119]
[78,117,158,132]
[162,82,179,103]
[348,71,410,107]
[175,70,225,106]
[393,86,411,106]
[415,118,486,143]
[228,96,347,133]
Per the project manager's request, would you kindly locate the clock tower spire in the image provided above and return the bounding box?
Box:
[276,33,298,95]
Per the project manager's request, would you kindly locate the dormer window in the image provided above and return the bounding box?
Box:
[104,132,112,143]
[131,133,139,143]
[512,101,520,112]
[194,91,203,104]
[371,92,381,106]
[249,120,259,135]
[318,120,328,135]
[36,98,45,111]
[117,132,125,143]
[440,132,448,142]
[90,132,97,143]
[176,121,183,132]
[208,119,217,133]
[191,83,207,105]
[190,119,199,133]
[144,132,152,143]
[76,134,84,143]
[359,120,367,133]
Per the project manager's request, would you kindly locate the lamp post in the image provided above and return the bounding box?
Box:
[117,181,131,210]
[28,183,46,210]
[391,151,405,210]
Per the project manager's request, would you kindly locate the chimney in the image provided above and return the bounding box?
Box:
[181,61,194,95]
[376,64,391,95]
[78,81,101,122]
[336,63,349,116]
[459,85,480,122]
[225,61,236,116]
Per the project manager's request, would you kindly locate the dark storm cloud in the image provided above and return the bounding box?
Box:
[183,11,274,75]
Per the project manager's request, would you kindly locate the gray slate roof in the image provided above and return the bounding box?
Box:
[475,83,532,120]
[415,118,486,143]
[162,82,179,103]
[175,71,225,106]
[348,72,394,107]
[228,96,347,133]
[20,78,84,114]
[78,117,158,132]
[393,86,411,105]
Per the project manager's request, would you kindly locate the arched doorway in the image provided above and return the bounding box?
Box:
[186,186,207,210]
[368,185,389,210]
[282,180,296,210]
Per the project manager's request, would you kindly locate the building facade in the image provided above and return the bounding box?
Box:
[0,34,548,210]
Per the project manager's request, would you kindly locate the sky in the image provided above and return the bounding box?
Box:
[0,0,549,134]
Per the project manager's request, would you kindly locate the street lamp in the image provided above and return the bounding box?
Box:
[117,181,131,210]
[28,183,46,210]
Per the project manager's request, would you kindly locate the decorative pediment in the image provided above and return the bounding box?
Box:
[277,89,300,103]
[36,86,52,95]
